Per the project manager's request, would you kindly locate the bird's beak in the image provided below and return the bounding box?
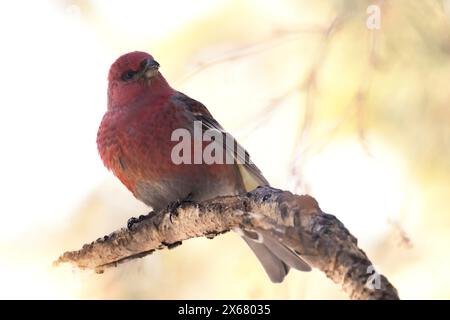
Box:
[141,59,160,79]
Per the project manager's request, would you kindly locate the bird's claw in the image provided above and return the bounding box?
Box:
[168,193,194,223]
[127,217,139,229]
[127,213,151,229]
[168,200,182,223]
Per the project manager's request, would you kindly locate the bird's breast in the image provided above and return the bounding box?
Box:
[97,104,244,208]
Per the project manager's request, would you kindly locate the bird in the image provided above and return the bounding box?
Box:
[97,51,311,282]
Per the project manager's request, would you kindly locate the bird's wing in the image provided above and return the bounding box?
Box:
[171,92,269,191]
[171,92,311,282]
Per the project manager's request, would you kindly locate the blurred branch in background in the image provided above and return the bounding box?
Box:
[175,24,331,85]
[170,9,373,194]
[55,186,399,300]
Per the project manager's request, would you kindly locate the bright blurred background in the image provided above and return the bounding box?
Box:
[0,0,449,299]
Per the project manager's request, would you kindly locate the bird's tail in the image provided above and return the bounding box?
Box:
[234,159,310,282]
[238,229,311,283]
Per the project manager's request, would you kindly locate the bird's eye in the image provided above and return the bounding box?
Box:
[121,70,136,81]
[140,59,149,69]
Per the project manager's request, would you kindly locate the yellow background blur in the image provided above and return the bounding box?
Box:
[0,0,449,299]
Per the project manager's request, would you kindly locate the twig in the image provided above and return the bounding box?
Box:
[176,22,336,85]
[55,186,399,300]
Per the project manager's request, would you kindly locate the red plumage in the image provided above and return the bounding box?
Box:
[97,51,311,282]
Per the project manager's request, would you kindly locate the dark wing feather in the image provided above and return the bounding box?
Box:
[170,92,311,282]
[172,92,268,190]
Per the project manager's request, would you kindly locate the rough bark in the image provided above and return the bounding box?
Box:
[54,186,399,300]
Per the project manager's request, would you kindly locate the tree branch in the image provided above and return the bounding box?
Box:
[54,186,399,300]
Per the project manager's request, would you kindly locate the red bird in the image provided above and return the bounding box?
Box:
[97,51,310,282]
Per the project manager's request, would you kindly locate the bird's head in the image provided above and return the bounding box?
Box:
[107,51,172,109]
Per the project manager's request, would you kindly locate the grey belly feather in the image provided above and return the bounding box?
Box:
[135,176,240,211]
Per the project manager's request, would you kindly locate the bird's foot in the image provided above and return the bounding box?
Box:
[168,193,194,223]
[127,211,154,230]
